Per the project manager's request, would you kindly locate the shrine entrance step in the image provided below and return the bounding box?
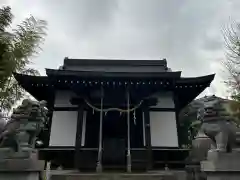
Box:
[50,171,178,180]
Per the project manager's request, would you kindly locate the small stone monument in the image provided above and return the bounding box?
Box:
[185,119,213,180]
[185,130,212,180]
[0,99,48,180]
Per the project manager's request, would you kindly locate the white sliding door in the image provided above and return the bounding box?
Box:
[150,111,178,147]
[49,111,78,146]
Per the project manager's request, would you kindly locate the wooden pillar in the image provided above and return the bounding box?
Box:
[46,109,53,147]
[96,87,104,173]
[126,90,132,173]
[81,111,87,147]
[74,105,84,169]
[74,105,83,168]
[143,107,153,170]
[173,94,181,147]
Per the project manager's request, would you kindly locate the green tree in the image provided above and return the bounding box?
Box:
[179,104,202,148]
[0,6,47,112]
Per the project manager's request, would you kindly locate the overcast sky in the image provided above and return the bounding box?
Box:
[2,0,240,98]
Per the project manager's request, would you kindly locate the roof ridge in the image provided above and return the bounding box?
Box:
[63,58,168,67]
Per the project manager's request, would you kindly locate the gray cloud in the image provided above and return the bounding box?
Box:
[5,0,240,97]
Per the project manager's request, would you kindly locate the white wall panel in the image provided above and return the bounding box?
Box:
[150,92,175,108]
[54,90,77,107]
[150,111,178,147]
[49,111,78,146]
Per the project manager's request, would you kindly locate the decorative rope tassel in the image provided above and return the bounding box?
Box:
[133,110,136,125]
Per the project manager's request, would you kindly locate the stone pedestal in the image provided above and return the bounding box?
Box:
[201,151,240,180]
[0,158,44,180]
[0,147,34,159]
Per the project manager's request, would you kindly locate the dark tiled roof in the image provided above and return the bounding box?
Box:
[14,72,215,111]
[46,68,181,79]
[63,58,167,67]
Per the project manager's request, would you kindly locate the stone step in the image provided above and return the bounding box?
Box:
[50,171,182,180]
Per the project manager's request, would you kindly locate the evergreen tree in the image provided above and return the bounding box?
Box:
[0,6,47,112]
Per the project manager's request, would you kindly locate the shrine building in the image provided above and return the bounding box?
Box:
[14,58,215,172]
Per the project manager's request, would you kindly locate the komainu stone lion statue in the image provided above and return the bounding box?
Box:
[0,99,48,159]
[197,97,238,153]
[185,96,240,180]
